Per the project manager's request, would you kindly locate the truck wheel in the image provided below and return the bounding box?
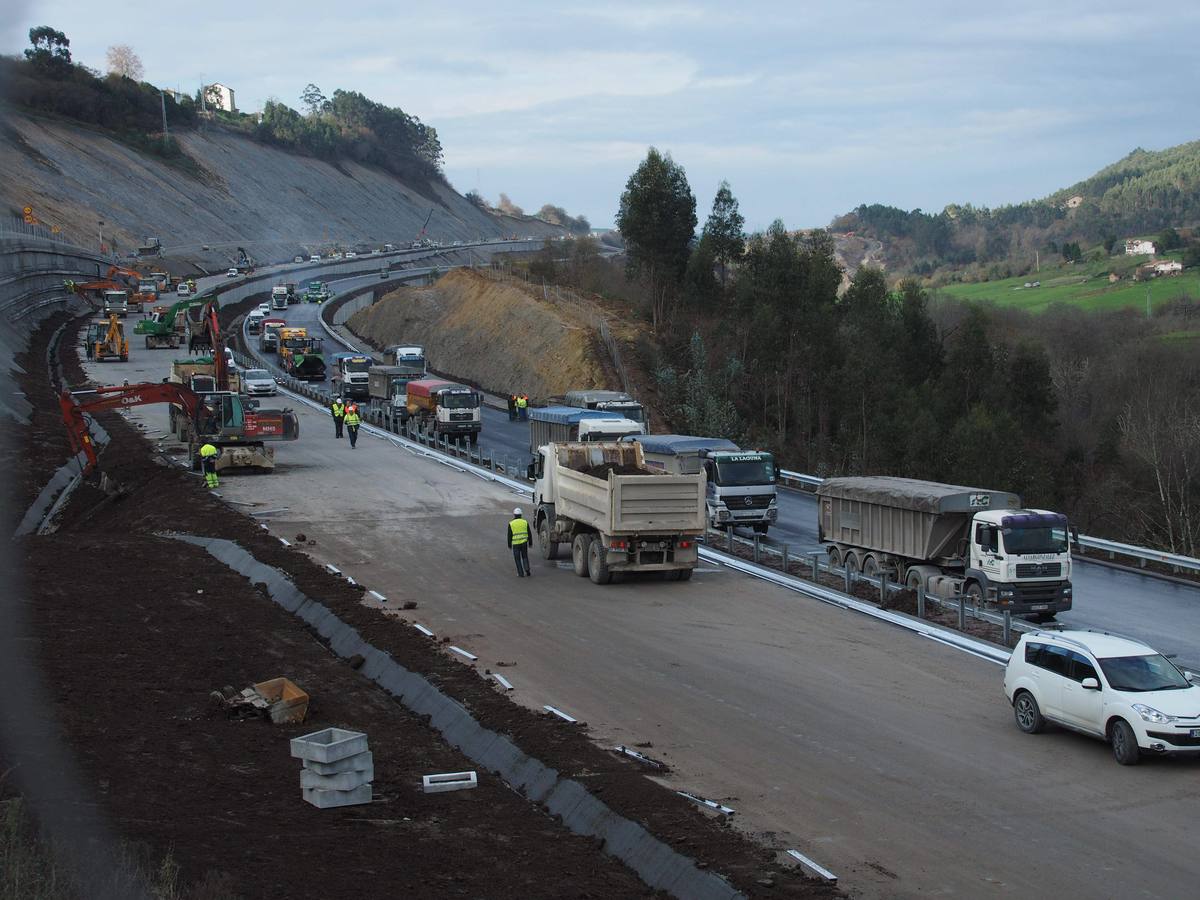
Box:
[469,433,479,447]
[862,556,880,578]
[965,583,985,608]
[587,539,612,585]
[675,568,693,582]
[827,546,843,568]
[1109,719,1141,766]
[572,534,593,577]
[538,519,559,560]
[752,523,769,535]
[905,568,924,590]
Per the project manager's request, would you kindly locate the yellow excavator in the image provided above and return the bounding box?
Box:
[84,314,129,362]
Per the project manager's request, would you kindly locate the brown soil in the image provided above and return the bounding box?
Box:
[582,463,651,478]
[8,315,840,898]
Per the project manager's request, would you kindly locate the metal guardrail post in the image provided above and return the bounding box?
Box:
[753,534,761,563]
[843,566,852,594]
[1003,610,1012,646]
[810,553,819,581]
[879,569,888,604]
[958,591,966,630]
[727,529,733,553]
[780,543,788,574]
[917,585,926,618]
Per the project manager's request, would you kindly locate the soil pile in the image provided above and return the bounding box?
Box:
[582,462,649,478]
[348,269,609,402]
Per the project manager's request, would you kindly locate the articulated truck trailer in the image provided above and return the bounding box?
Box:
[817,476,1074,620]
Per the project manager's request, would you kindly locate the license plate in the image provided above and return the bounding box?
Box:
[1031,604,1048,611]
[1190,729,1200,738]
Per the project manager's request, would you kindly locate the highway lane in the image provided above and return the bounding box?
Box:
[191,377,1200,900]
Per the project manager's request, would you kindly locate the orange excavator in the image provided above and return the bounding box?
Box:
[60,381,299,476]
[106,265,158,312]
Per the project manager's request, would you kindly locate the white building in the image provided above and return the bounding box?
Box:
[1124,238,1156,256]
[1153,260,1183,275]
[204,82,236,113]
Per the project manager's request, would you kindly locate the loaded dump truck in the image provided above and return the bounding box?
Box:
[368,365,425,417]
[331,352,371,399]
[562,389,646,427]
[404,378,481,443]
[170,357,241,395]
[529,441,705,583]
[636,435,778,534]
[528,406,643,454]
[817,476,1074,621]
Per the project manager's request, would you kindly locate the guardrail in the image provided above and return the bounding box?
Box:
[777,468,1200,577]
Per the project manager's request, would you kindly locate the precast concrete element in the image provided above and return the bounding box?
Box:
[290,727,368,765]
[422,771,478,794]
[169,534,745,900]
[303,783,373,809]
[303,750,374,776]
[300,767,373,792]
[786,849,838,883]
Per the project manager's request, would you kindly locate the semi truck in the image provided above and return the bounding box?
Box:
[404,378,481,444]
[331,352,371,399]
[528,406,643,454]
[816,476,1074,621]
[260,318,287,353]
[368,365,426,417]
[635,435,778,534]
[562,389,646,427]
[528,441,705,584]
[271,286,289,310]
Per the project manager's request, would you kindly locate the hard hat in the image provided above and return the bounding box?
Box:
[513,507,523,516]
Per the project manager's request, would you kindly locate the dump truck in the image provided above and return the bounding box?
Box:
[135,297,209,349]
[382,344,426,371]
[271,285,289,310]
[278,328,326,381]
[84,315,129,362]
[404,377,481,443]
[331,352,371,399]
[528,406,643,454]
[817,476,1074,621]
[260,318,287,353]
[303,281,332,303]
[102,290,129,317]
[368,365,425,416]
[170,357,241,395]
[562,389,646,427]
[529,441,705,583]
[636,435,778,534]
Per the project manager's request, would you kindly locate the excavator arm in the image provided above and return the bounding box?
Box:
[59,383,205,475]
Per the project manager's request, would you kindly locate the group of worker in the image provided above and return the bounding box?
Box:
[507,393,529,421]
[329,397,362,447]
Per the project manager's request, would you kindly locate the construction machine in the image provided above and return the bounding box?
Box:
[134,297,209,348]
[104,265,156,312]
[278,328,326,381]
[60,382,299,477]
[84,315,129,362]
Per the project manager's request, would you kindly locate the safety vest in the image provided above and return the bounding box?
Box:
[509,518,530,546]
[200,443,218,458]
[517,396,528,409]
[331,401,345,417]
[344,410,361,426]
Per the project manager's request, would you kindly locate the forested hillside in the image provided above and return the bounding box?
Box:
[832,140,1200,280]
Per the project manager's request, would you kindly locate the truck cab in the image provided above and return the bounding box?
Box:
[404,378,481,444]
[384,344,426,372]
[562,389,646,429]
[102,290,129,317]
[332,353,372,399]
[966,508,1073,616]
[271,286,289,310]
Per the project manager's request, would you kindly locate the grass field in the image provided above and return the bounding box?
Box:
[936,253,1200,314]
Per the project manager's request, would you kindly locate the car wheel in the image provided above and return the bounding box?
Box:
[1013,691,1045,734]
[1110,719,1141,766]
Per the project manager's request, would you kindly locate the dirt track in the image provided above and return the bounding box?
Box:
[5,312,837,898]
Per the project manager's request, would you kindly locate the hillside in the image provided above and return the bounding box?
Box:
[833,138,1200,282]
[0,112,565,266]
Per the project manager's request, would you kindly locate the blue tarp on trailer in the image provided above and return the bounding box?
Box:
[528,405,616,425]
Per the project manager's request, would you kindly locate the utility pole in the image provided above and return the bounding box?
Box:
[160,90,169,148]
[98,219,104,255]
[1035,249,1039,273]
[1146,282,1152,319]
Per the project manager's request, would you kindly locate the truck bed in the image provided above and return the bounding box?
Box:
[555,466,705,534]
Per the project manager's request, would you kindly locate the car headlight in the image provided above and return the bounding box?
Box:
[1132,703,1175,724]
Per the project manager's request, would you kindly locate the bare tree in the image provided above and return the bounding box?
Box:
[105,44,143,81]
[497,193,523,217]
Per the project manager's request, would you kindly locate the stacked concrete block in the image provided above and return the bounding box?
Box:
[290,728,373,809]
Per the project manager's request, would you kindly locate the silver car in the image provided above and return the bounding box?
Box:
[242,368,278,396]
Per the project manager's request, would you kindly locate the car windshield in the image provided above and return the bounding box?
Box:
[714,455,775,486]
[1002,525,1069,554]
[245,370,269,379]
[1099,654,1190,692]
[441,392,479,409]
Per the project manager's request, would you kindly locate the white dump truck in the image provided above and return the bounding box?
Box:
[562,389,646,428]
[635,435,778,534]
[817,476,1074,621]
[529,442,705,584]
[527,405,643,454]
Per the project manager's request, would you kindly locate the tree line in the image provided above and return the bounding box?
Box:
[545,148,1200,555]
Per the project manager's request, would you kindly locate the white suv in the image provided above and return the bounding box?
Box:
[1005,630,1200,765]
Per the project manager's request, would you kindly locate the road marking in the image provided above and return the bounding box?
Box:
[412,623,434,637]
[448,645,477,661]
[786,849,838,882]
[543,705,576,723]
[677,791,735,816]
[492,673,514,691]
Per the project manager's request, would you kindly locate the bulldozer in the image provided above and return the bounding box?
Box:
[84,314,129,362]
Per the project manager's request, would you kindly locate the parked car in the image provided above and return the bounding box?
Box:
[241,368,278,397]
[1005,630,1200,765]
[226,267,239,278]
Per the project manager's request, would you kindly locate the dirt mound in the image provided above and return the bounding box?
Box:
[582,463,649,478]
[348,269,609,402]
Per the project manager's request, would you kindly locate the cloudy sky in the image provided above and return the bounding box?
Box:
[6,1,1199,229]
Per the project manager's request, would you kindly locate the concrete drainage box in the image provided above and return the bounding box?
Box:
[422,771,478,794]
[291,728,373,809]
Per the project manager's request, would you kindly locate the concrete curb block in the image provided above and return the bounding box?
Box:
[168,534,744,900]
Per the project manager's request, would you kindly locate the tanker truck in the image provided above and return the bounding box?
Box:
[817,476,1074,621]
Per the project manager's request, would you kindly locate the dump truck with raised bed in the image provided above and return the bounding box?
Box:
[529,441,704,584]
[331,352,371,399]
[278,328,326,381]
[562,389,646,428]
[817,476,1074,621]
[636,435,778,534]
[403,378,481,443]
[528,406,643,455]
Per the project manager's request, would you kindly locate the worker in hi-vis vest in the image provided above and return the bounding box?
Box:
[200,442,219,489]
[507,507,531,577]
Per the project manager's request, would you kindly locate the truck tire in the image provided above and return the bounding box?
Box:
[469,432,479,447]
[538,518,560,560]
[587,539,612,585]
[675,568,693,582]
[828,546,843,568]
[572,534,593,577]
[965,582,985,608]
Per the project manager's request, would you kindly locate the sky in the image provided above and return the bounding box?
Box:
[6,1,1199,230]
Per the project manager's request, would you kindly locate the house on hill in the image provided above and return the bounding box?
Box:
[1153,260,1183,275]
[1125,238,1156,255]
[204,83,236,113]
[1064,195,1084,209]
